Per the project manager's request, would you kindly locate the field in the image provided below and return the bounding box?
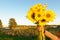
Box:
[0,25,60,40]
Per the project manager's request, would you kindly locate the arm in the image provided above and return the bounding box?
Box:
[45,30,60,40]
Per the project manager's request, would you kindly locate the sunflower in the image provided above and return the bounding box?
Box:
[39,17,48,26]
[26,10,36,23]
[35,10,45,21]
[26,3,56,25]
[45,10,56,22]
[26,3,46,23]
[31,3,47,22]
[31,3,46,13]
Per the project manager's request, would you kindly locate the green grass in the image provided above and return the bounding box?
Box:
[0,33,38,40]
[0,34,51,40]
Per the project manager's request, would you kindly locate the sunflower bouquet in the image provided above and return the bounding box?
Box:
[26,3,56,40]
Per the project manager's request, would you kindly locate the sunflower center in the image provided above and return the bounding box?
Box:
[46,14,50,18]
[37,14,41,17]
[37,9,40,12]
[41,19,46,22]
[31,13,35,19]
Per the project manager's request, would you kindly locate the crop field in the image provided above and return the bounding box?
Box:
[0,25,60,40]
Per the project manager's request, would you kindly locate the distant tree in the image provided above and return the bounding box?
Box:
[8,18,17,29]
[0,20,3,28]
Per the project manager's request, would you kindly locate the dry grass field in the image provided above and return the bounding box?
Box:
[0,25,60,40]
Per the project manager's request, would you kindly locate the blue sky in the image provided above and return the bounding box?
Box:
[0,0,60,26]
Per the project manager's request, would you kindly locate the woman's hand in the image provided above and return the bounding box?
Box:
[45,30,60,40]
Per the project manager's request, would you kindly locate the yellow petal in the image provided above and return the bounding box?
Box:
[45,10,56,22]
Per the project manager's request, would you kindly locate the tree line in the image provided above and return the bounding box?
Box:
[0,18,17,29]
